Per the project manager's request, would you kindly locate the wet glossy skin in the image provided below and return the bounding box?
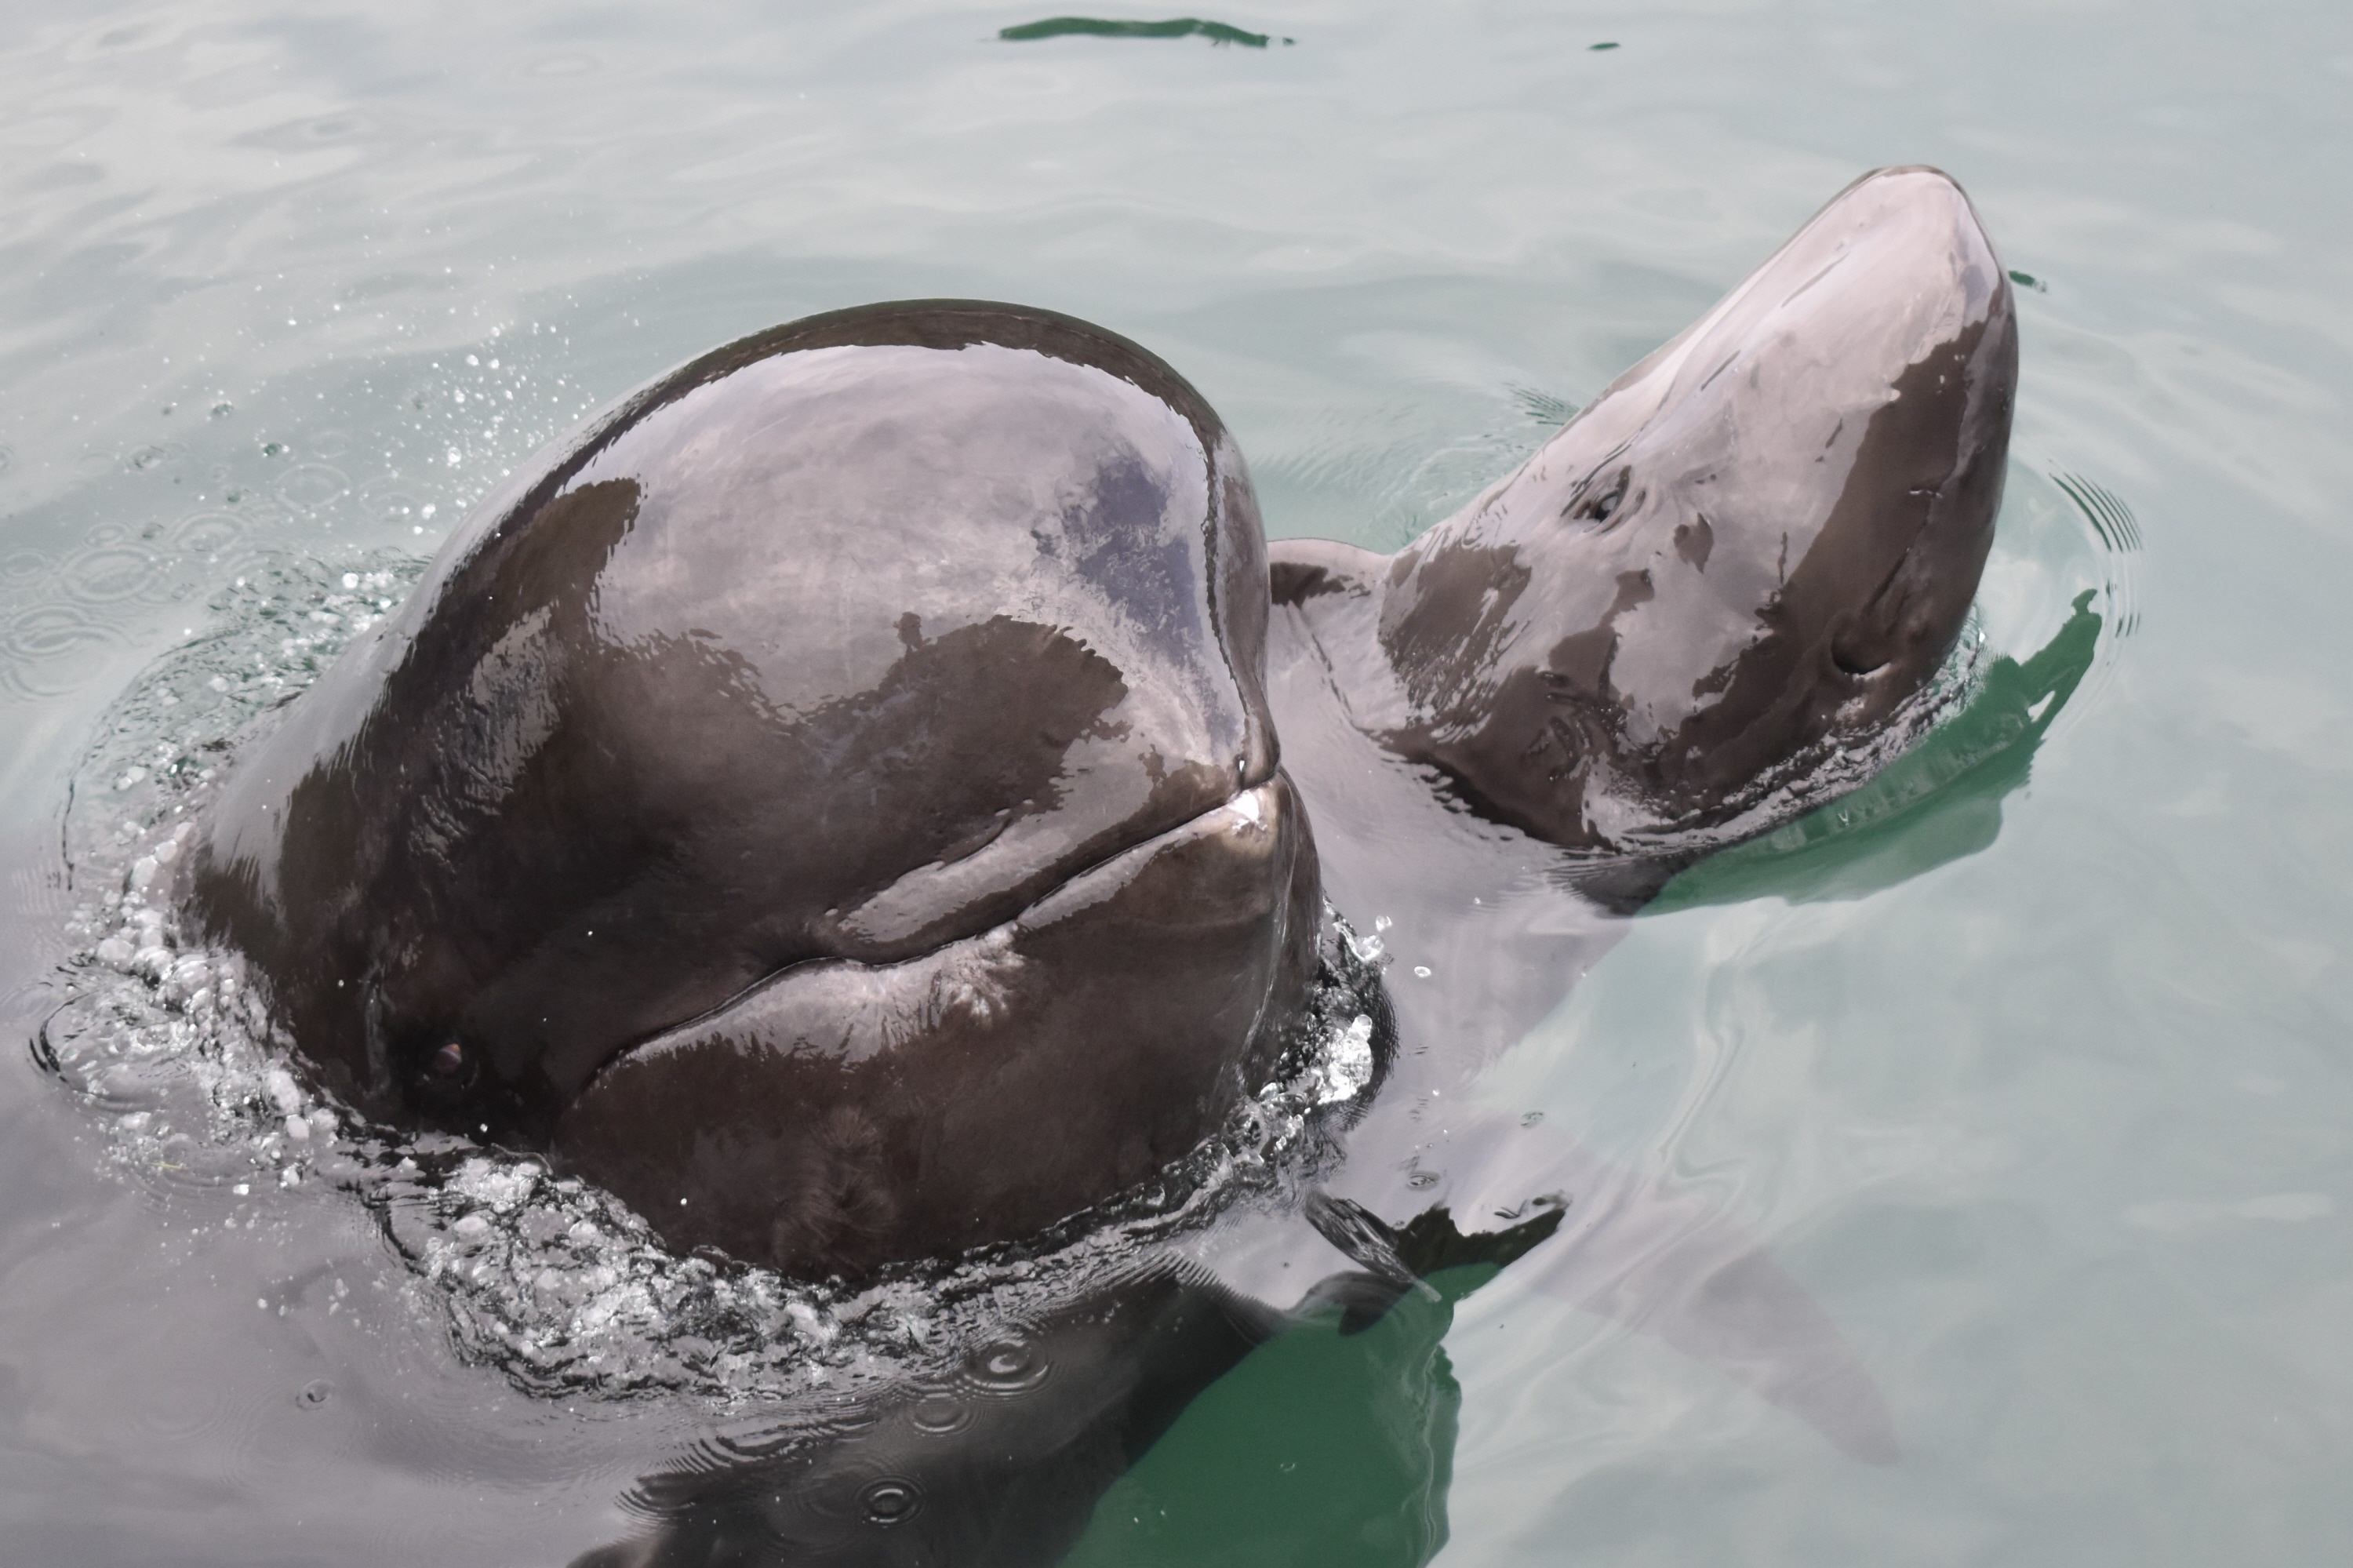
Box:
[182,303,1318,1275]
[1270,166,2016,853]
[180,166,2018,1567]
[1220,169,2018,1363]
[183,168,2012,1296]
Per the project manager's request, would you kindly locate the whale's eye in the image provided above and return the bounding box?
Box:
[419,1039,476,1097]
[1565,467,1634,529]
[1830,629,1889,678]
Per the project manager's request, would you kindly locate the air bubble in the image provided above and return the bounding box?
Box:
[962,1331,1050,1395]
[909,1392,970,1433]
[859,1478,920,1525]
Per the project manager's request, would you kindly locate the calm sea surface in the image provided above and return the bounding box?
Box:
[3,2,2351,1563]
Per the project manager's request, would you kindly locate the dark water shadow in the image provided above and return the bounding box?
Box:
[575,1206,1555,1568]
[1060,1257,1525,1568]
[1649,590,2103,912]
[998,17,1292,47]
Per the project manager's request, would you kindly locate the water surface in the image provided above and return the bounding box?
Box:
[4,2,2351,1563]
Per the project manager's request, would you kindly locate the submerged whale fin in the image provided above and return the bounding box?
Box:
[1305,1191,1569,1291]
[1482,1133,1903,1466]
[571,1257,1448,1568]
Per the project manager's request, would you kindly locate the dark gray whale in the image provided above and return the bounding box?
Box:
[1166,167,2016,1483]
[1275,163,2012,858]
[174,165,2017,1564]
[1246,162,2015,1233]
[183,305,1322,1279]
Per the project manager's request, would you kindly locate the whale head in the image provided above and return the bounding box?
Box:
[1375,166,2017,850]
[180,304,1326,1277]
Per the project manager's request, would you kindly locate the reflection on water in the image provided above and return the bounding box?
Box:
[1064,1273,1460,1568]
[582,1206,1560,1568]
[1654,462,2143,911]
[1652,589,2104,911]
[1064,1206,1564,1568]
[998,18,1293,49]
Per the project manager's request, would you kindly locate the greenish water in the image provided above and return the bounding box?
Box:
[3,2,2351,1563]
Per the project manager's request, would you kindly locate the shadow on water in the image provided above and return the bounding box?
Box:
[1060,1263,1507,1568]
[1649,590,2104,912]
[998,17,1293,48]
[579,1206,1558,1568]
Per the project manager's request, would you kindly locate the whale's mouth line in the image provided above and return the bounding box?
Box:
[1617,620,1984,860]
[1827,531,1930,679]
[1830,636,1891,678]
[557,777,1291,1110]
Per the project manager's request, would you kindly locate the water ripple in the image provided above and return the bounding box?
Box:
[0,602,123,699]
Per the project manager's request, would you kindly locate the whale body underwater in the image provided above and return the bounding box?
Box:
[170,165,2015,1558]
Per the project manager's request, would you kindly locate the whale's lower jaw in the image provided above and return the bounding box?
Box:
[548,775,1321,1278]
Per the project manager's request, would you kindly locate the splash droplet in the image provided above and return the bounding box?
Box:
[860,1477,920,1524]
[909,1393,969,1434]
[964,1331,1050,1394]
